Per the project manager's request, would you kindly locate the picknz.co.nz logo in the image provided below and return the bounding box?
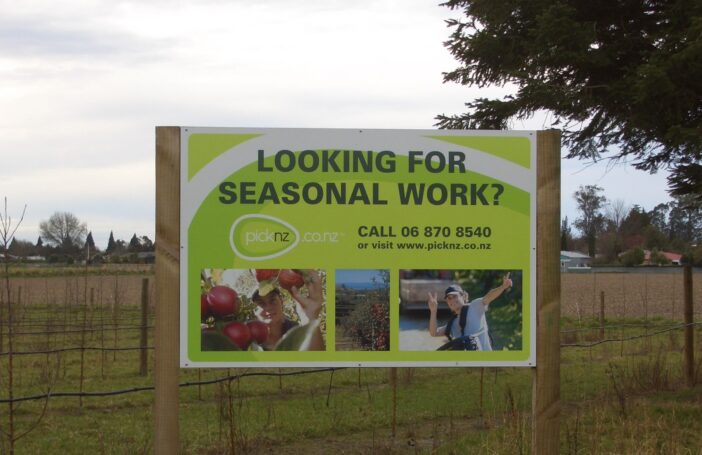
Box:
[245,229,290,244]
[229,214,299,261]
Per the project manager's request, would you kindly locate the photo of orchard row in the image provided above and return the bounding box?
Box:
[200,268,391,352]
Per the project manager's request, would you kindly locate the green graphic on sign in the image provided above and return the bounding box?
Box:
[181,128,536,367]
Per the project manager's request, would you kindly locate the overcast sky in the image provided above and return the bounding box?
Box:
[0,0,672,248]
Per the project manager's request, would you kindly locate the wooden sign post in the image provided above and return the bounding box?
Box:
[154,127,561,454]
[155,127,180,454]
[532,130,561,454]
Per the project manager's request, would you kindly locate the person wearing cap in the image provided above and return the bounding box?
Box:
[252,269,325,351]
[427,272,512,350]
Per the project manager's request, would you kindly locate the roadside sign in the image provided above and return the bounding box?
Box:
[180,128,536,367]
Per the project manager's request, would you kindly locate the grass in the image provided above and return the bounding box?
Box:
[1,300,701,453]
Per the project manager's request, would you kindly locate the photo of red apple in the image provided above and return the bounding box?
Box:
[207,285,238,317]
[278,269,304,291]
[247,320,269,344]
[222,321,251,350]
[255,269,280,282]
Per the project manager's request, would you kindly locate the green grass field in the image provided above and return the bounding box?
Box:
[1,298,701,453]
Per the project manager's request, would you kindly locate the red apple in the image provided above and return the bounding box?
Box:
[247,320,269,344]
[207,286,238,317]
[256,269,280,282]
[222,321,251,350]
[200,294,210,319]
[278,269,304,291]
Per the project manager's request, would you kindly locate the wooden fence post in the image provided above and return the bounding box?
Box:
[155,126,181,454]
[79,285,87,409]
[390,367,397,438]
[683,265,694,387]
[599,291,605,340]
[532,130,561,455]
[140,277,149,377]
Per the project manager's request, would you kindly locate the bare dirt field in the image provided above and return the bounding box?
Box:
[561,270,701,320]
[7,274,154,309]
[5,269,700,321]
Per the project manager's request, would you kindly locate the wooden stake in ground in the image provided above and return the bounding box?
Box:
[112,276,119,361]
[683,265,694,387]
[620,274,625,357]
[155,126,181,454]
[390,367,397,439]
[79,284,88,409]
[479,367,485,423]
[531,130,561,455]
[99,280,106,379]
[140,278,149,377]
[599,291,605,341]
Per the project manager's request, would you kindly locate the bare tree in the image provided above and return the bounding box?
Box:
[0,199,50,455]
[574,185,607,258]
[0,198,25,454]
[606,199,629,232]
[0,198,25,352]
[605,199,629,259]
[38,211,87,251]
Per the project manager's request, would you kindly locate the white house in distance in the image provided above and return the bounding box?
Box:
[560,251,592,272]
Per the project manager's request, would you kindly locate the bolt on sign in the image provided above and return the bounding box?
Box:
[180,128,536,367]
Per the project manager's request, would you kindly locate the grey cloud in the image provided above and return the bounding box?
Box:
[0,18,170,59]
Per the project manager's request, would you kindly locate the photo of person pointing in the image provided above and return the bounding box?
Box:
[428,272,513,351]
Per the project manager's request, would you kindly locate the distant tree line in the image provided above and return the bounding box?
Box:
[4,211,154,264]
[563,185,702,266]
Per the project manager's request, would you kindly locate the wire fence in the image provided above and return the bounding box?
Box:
[560,321,700,348]
[1,321,696,358]
[8,325,153,336]
[0,270,698,454]
[1,321,698,404]
[0,345,154,357]
[0,368,341,404]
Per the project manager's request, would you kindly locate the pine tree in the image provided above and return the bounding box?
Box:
[106,231,116,254]
[560,217,572,251]
[437,0,702,198]
[128,233,141,252]
[85,231,96,250]
[35,236,44,256]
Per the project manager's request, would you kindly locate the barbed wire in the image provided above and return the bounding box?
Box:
[8,306,148,314]
[2,321,698,357]
[0,368,343,404]
[1,325,698,402]
[0,321,151,330]
[559,321,691,334]
[8,322,689,336]
[561,321,701,348]
[0,316,154,328]
[9,305,148,312]
[10,326,153,336]
[0,314,150,327]
[0,345,153,357]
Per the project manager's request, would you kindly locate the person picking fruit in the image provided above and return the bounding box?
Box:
[252,269,325,350]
